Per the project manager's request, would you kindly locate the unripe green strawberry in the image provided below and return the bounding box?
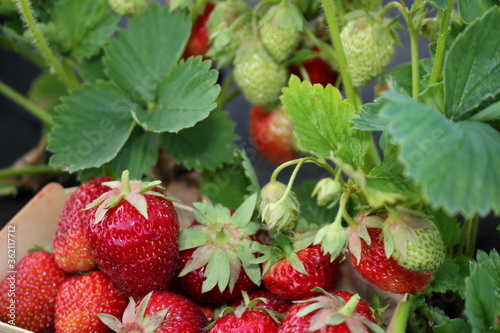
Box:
[206,0,252,68]
[234,40,288,105]
[383,209,445,273]
[260,181,300,231]
[340,15,397,87]
[108,0,149,16]
[311,178,342,207]
[259,2,304,62]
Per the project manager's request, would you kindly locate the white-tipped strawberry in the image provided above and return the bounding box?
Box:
[383,208,445,273]
[259,181,300,232]
[177,194,263,304]
[259,1,304,62]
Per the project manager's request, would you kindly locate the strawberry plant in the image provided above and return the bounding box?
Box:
[0,0,499,332]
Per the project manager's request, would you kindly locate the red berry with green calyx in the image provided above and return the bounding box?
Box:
[278,289,383,333]
[230,289,292,316]
[348,214,434,294]
[53,176,113,274]
[262,232,339,301]
[289,46,340,87]
[55,271,128,333]
[383,209,445,273]
[259,1,304,62]
[86,170,179,298]
[0,250,68,332]
[250,105,299,165]
[99,291,207,333]
[208,291,283,332]
[177,194,262,304]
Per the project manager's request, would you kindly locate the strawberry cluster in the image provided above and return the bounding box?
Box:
[0,170,445,332]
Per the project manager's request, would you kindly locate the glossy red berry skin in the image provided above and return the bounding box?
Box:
[55,271,127,333]
[350,228,434,294]
[208,309,280,333]
[0,251,68,332]
[289,46,339,87]
[249,105,299,165]
[262,244,339,301]
[230,289,293,316]
[183,2,215,59]
[87,194,179,298]
[53,176,113,273]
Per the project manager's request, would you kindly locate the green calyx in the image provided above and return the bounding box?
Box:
[218,291,284,323]
[383,208,446,272]
[347,213,385,265]
[178,194,263,293]
[98,292,168,333]
[295,288,384,332]
[259,182,300,232]
[85,170,174,224]
[311,178,342,207]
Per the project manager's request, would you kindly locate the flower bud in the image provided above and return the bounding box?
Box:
[260,182,300,231]
[311,178,342,206]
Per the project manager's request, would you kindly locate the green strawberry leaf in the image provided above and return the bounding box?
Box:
[427,0,449,9]
[160,110,237,171]
[108,126,159,179]
[427,208,461,249]
[200,151,259,210]
[382,92,500,218]
[28,73,67,114]
[445,7,500,120]
[133,57,219,132]
[476,250,500,306]
[103,3,191,105]
[48,82,137,172]
[434,319,472,333]
[282,76,370,169]
[417,82,445,114]
[469,101,500,122]
[458,0,500,23]
[466,258,498,332]
[292,180,337,232]
[352,98,389,131]
[378,59,433,97]
[79,55,107,83]
[45,0,120,59]
[363,144,421,208]
[428,259,464,294]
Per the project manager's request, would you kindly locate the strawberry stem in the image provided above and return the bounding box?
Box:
[0,80,55,127]
[392,300,411,333]
[320,0,358,110]
[16,0,79,89]
[428,0,455,85]
[337,293,360,317]
[120,170,132,195]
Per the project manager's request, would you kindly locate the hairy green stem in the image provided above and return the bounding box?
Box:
[465,215,479,258]
[408,25,420,97]
[428,0,455,85]
[16,0,78,89]
[392,301,411,333]
[320,0,358,110]
[378,1,405,19]
[0,80,55,126]
[0,165,60,178]
[333,0,346,27]
[367,136,381,168]
[269,157,317,184]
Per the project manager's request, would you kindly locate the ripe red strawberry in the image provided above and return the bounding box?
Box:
[86,170,179,298]
[183,2,215,59]
[262,233,339,301]
[278,289,383,333]
[0,250,67,332]
[99,291,207,332]
[208,292,282,332]
[53,176,113,274]
[177,194,262,304]
[348,219,434,294]
[250,105,299,165]
[55,270,127,333]
[289,46,340,87]
[230,289,292,316]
